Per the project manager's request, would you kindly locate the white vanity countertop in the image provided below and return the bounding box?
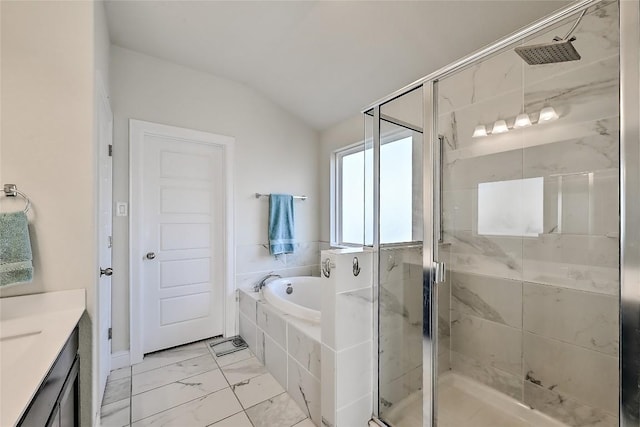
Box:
[0,289,85,427]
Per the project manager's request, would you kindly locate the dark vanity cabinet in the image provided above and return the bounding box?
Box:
[18,327,79,427]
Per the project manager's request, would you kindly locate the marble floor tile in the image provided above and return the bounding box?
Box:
[100,398,130,427]
[109,366,132,382]
[101,342,312,427]
[220,356,268,385]
[245,392,307,427]
[132,354,218,395]
[209,411,253,427]
[131,369,228,422]
[232,372,284,409]
[132,341,210,375]
[208,347,252,367]
[103,377,131,406]
[131,388,242,427]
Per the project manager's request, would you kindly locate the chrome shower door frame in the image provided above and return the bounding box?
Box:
[422,82,437,427]
[619,0,640,425]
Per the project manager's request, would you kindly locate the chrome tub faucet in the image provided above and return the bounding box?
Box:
[254,273,281,292]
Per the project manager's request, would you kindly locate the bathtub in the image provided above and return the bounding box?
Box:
[262,276,322,323]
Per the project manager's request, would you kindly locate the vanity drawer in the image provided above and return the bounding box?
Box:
[18,326,79,427]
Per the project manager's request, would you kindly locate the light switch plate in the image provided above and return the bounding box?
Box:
[116,202,128,217]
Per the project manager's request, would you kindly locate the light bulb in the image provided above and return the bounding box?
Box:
[538,106,559,122]
[492,120,509,134]
[514,113,532,128]
[472,125,488,138]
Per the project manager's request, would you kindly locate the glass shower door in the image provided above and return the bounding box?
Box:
[435,2,620,426]
[375,86,428,427]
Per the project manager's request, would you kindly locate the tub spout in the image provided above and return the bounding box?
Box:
[254,273,281,292]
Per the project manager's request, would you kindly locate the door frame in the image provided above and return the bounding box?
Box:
[129,119,235,364]
[94,71,113,420]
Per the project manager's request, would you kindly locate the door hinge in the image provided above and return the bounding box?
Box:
[108,235,113,249]
[108,327,112,340]
[108,144,113,157]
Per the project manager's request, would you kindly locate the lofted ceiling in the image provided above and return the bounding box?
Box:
[104,1,571,131]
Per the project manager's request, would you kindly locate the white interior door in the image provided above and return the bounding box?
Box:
[138,124,227,354]
[96,76,113,404]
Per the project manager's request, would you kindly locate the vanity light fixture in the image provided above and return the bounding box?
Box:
[538,106,559,122]
[514,113,532,128]
[472,125,488,138]
[492,120,509,134]
[471,105,559,138]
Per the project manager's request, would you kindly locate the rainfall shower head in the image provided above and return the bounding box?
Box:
[515,10,586,65]
[515,38,581,65]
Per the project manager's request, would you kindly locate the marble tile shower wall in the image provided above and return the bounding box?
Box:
[437,2,619,427]
[235,241,329,291]
[377,247,421,414]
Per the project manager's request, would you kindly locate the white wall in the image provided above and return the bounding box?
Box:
[1,2,97,425]
[95,1,111,96]
[110,46,321,352]
[319,114,362,243]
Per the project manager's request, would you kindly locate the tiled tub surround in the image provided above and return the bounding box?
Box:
[239,288,322,425]
[235,241,328,292]
[436,2,620,426]
[320,248,373,427]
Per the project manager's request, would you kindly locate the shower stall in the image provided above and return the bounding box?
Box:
[365,0,640,426]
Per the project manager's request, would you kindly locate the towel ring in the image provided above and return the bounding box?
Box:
[3,184,31,213]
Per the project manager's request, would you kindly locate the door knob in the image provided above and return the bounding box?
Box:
[100,267,113,277]
[146,252,156,260]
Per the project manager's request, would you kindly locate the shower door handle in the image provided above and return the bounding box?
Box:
[434,262,446,284]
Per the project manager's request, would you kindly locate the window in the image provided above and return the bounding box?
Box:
[334,132,420,246]
[335,145,366,245]
[380,136,413,244]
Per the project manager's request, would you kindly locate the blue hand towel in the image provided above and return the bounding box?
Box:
[268,194,295,255]
[0,211,33,286]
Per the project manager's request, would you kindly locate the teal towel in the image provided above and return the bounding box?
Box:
[268,194,295,255]
[0,211,33,286]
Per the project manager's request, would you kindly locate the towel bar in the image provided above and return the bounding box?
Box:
[255,193,307,200]
[3,184,30,213]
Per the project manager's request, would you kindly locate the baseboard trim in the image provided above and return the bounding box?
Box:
[111,351,131,370]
